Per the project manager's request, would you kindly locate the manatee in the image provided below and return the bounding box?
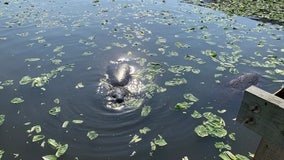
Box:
[229,73,259,90]
[107,87,129,104]
[107,63,131,86]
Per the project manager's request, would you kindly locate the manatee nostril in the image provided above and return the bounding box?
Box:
[116,98,124,103]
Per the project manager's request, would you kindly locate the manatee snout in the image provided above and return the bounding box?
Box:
[108,87,129,104]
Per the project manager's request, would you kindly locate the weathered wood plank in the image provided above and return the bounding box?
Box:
[254,138,284,160]
[237,86,284,148]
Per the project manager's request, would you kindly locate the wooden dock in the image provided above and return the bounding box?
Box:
[237,86,284,160]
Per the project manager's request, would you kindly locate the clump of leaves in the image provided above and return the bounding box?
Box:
[194,112,227,138]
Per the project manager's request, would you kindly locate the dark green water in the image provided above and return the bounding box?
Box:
[0,0,283,160]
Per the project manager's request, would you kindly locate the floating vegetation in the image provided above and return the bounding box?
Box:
[19,64,74,88]
[150,135,167,156]
[87,131,99,140]
[165,78,187,86]
[49,106,61,116]
[141,105,151,116]
[0,0,283,159]
[0,115,5,126]
[10,97,24,104]
[194,112,227,138]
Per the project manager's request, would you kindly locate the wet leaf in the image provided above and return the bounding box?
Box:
[214,142,231,152]
[11,97,24,104]
[150,141,156,151]
[27,125,41,134]
[53,45,64,52]
[32,135,45,142]
[47,139,60,149]
[72,120,84,124]
[87,131,98,140]
[182,156,189,160]
[19,76,33,85]
[62,121,69,128]
[53,98,60,104]
[183,93,199,102]
[229,133,236,141]
[130,134,142,144]
[165,78,187,86]
[49,106,61,116]
[191,110,202,118]
[25,58,40,62]
[175,102,194,110]
[42,155,57,160]
[0,115,5,126]
[154,135,167,146]
[139,127,151,134]
[55,144,68,157]
[141,105,151,116]
[75,82,84,89]
[194,125,209,137]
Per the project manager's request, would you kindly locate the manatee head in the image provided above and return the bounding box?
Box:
[107,87,129,104]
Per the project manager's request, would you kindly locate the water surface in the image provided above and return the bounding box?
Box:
[0,0,283,160]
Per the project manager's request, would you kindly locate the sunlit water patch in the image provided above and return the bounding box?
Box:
[0,0,283,160]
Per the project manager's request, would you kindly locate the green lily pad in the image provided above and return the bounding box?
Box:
[87,131,98,140]
[42,155,57,160]
[62,121,69,128]
[183,93,199,102]
[194,125,209,137]
[72,120,84,124]
[141,105,151,116]
[49,106,61,116]
[191,110,202,118]
[25,58,40,62]
[153,135,167,146]
[11,97,24,104]
[27,125,42,134]
[165,78,187,86]
[48,139,60,149]
[139,127,151,134]
[55,144,68,157]
[130,134,142,144]
[214,142,231,152]
[175,102,194,110]
[0,114,5,126]
[19,76,33,85]
[32,135,45,142]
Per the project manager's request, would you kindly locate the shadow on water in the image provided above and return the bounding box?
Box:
[0,0,283,160]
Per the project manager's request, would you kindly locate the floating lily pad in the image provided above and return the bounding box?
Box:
[139,127,151,134]
[19,76,33,85]
[55,144,68,157]
[25,58,40,62]
[87,131,98,140]
[32,135,45,142]
[183,93,199,102]
[214,142,231,152]
[141,105,151,116]
[10,97,24,104]
[49,107,61,116]
[62,121,69,128]
[165,78,187,86]
[72,120,84,124]
[175,102,194,110]
[130,134,142,144]
[42,155,57,160]
[0,115,5,126]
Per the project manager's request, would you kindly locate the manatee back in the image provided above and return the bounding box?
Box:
[107,63,131,86]
[229,73,259,90]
